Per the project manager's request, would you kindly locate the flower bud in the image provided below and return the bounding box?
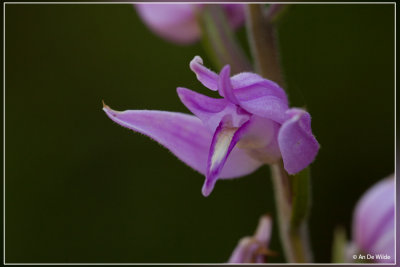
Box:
[135,4,245,44]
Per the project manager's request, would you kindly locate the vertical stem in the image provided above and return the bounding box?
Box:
[199,5,253,74]
[271,161,313,263]
[245,4,284,87]
[246,4,313,263]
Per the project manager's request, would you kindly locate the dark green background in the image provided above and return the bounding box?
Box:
[5,4,394,263]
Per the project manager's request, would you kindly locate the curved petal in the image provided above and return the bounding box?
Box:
[218,65,239,104]
[202,118,261,196]
[189,56,219,91]
[238,96,289,124]
[277,108,319,174]
[177,87,228,131]
[188,57,289,124]
[231,72,289,123]
[103,104,211,174]
[231,72,288,103]
[177,87,250,132]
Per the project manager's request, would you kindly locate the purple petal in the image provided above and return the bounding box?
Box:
[189,57,289,123]
[103,104,261,194]
[238,96,289,124]
[230,72,289,123]
[135,4,201,44]
[189,56,219,91]
[177,87,228,132]
[177,87,250,132]
[353,177,394,262]
[218,65,239,104]
[103,104,211,174]
[231,72,287,102]
[277,108,319,174]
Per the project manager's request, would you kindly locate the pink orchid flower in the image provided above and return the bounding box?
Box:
[103,56,319,196]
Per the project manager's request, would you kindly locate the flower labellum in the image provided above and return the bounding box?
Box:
[352,176,394,263]
[135,4,245,44]
[103,56,319,196]
[228,215,274,263]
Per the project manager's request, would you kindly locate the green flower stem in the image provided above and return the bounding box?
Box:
[198,5,253,74]
[271,162,313,263]
[246,4,313,263]
[245,4,285,87]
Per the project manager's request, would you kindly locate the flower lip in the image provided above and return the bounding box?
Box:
[202,117,248,197]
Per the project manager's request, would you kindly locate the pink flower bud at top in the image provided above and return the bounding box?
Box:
[135,4,245,44]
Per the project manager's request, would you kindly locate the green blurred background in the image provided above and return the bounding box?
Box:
[5,3,394,263]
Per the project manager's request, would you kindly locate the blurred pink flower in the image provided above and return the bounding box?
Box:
[135,4,245,44]
[228,215,274,263]
[352,176,395,263]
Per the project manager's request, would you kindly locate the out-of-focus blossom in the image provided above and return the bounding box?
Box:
[228,215,274,263]
[103,56,319,196]
[352,176,394,263]
[135,4,245,44]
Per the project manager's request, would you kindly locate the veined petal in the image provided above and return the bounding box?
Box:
[218,65,239,104]
[189,57,289,122]
[103,104,211,174]
[231,72,289,123]
[238,96,289,124]
[278,108,319,174]
[189,56,219,91]
[177,87,228,131]
[177,87,250,132]
[231,72,288,103]
[202,118,256,196]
